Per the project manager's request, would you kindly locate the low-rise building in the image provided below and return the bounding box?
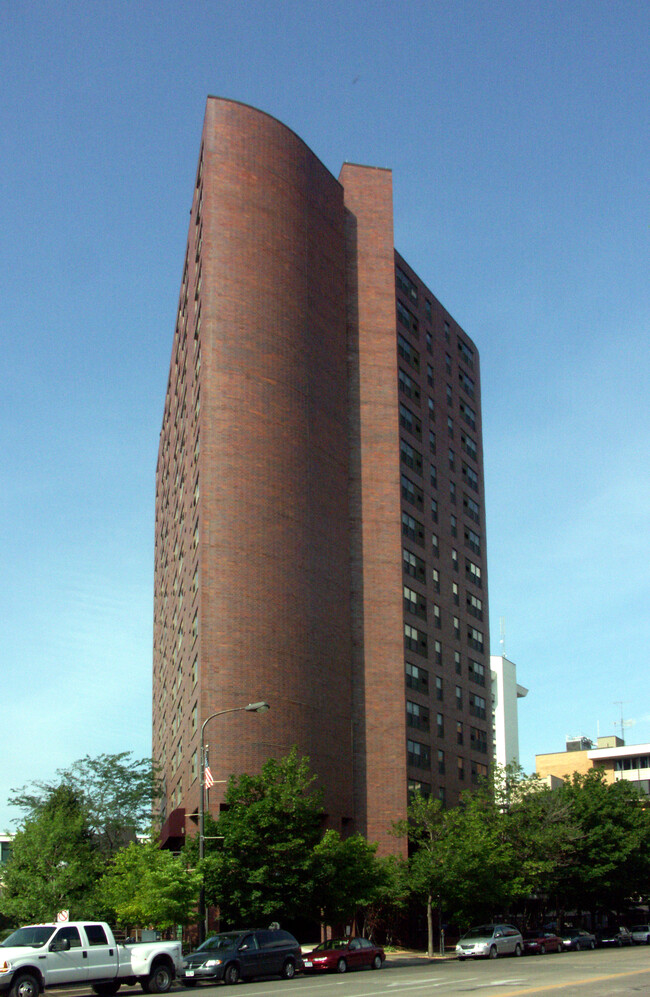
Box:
[536,735,650,794]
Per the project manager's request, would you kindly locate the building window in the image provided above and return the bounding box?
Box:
[437,712,444,737]
[470,728,488,754]
[462,463,479,491]
[470,693,487,720]
[404,623,428,656]
[406,661,429,693]
[402,511,425,545]
[438,749,445,774]
[396,266,418,304]
[451,547,458,571]
[454,650,461,674]
[458,756,465,780]
[430,464,437,488]
[428,396,435,419]
[463,493,480,523]
[401,439,423,475]
[468,626,484,651]
[431,497,438,522]
[400,403,422,439]
[433,604,441,629]
[431,532,439,556]
[399,367,421,403]
[456,685,463,709]
[191,749,198,782]
[446,383,453,405]
[450,480,456,504]
[465,527,481,554]
[432,567,440,592]
[429,429,436,453]
[452,582,459,605]
[398,334,420,371]
[458,338,474,368]
[404,584,427,620]
[427,363,434,388]
[192,612,198,641]
[397,299,419,334]
[460,401,476,429]
[459,370,475,398]
[435,675,443,701]
[403,546,426,582]
[461,432,477,461]
[447,415,454,437]
[426,331,432,354]
[434,640,442,665]
[466,558,482,587]
[408,778,431,800]
[457,721,464,745]
[448,448,455,471]
[469,659,486,685]
[471,760,489,782]
[407,700,430,731]
[407,739,431,770]
[467,593,483,620]
[450,514,457,538]
[453,615,460,639]
[401,474,424,510]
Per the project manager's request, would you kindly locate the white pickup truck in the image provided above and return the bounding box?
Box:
[0,922,183,997]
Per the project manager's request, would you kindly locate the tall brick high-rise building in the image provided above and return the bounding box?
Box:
[153,98,491,855]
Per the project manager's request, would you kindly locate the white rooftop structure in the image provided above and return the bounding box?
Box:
[491,654,528,769]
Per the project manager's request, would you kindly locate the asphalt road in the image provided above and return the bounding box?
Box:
[49,945,650,997]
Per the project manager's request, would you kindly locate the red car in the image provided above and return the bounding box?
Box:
[303,937,385,973]
[523,930,564,955]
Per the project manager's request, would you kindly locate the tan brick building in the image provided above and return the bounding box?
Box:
[153,98,491,855]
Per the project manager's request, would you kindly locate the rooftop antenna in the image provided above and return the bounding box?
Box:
[614,701,631,744]
[499,617,506,658]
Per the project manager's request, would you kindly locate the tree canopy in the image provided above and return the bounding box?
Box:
[0,786,104,923]
[9,753,161,854]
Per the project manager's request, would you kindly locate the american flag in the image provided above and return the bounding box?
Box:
[204,765,215,788]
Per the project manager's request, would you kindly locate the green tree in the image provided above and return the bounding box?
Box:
[311,830,386,927]
[394,794,446,955]
[0,786,104,923]
[202,748,324,923]
[99,839,201,931]
[553,769,650,915]
[10,753,161,854]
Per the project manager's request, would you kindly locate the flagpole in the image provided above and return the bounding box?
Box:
[197,702,270,943]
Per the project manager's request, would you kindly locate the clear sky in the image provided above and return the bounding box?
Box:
[1,0,648,832]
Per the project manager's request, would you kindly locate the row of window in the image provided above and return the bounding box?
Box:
[407,735,488,770]
[406,660,486,695]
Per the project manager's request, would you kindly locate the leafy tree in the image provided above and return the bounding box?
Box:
[202,748,324,923]
[553,769,650,915]
[99,839,201,931]
[10,753,161,854]
[0,786,104,923]
[360,854,411,945]
[311,830,386,927]
[394,794,446,955]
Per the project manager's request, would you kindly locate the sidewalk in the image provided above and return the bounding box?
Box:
[384,949,457,966]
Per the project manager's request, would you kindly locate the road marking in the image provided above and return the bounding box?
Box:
[458,965,650,995]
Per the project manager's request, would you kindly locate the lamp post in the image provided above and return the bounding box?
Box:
[197,701,270,941]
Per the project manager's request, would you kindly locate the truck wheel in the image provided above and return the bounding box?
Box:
[141,960,174,994]
[93,985,121,997]
[9,974,40,997]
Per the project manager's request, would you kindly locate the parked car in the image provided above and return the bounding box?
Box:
[302,937,384,974]
[560,928,596,951]
[523,930,564,955]
[456,924,523,960]
[181,929,302,985]
[630,924,650,945]
[596,927,632,947]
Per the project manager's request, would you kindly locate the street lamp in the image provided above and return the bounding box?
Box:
[197,701,270,941]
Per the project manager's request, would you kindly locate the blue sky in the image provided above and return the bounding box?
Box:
[1,0,648,831]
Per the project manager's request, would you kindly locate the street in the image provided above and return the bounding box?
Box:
[49,945,650,997]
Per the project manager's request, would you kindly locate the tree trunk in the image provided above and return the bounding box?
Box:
[427,894,434,957]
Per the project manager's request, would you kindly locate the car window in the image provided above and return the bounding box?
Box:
[84,926,109,947]
[256,931,274,949]
[359,939,372,949]
[239,935,258,951]
[55,928,82,949]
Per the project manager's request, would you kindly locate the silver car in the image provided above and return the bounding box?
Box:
[630,924,650,945]
[456,924,523,960]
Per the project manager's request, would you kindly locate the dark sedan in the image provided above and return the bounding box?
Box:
[597,927,632,947]
[560,928,596,951]
[523,930,564,955]
[302,937,385,974]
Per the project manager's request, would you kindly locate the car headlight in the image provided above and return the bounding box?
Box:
[204,959,222,968]
[0,962,13,974]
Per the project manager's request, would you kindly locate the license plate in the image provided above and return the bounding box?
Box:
[185,971,194,977]
[304,961,312,968]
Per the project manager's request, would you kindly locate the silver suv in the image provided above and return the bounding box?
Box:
[630,924,650,945]
[456,924,523,960]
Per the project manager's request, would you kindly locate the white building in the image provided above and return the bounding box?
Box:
[490,655,528,769]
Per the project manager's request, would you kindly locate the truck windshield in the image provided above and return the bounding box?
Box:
[2,927,56,948]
